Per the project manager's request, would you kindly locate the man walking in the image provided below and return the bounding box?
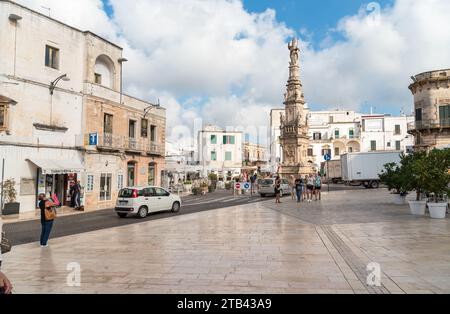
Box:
[295,177,304,203]
[39,194,55,248]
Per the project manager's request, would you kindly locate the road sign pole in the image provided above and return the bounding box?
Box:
[327,160,330,193]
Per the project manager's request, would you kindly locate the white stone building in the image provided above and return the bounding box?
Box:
[307,110,362,170]
[0,1,85,212]
[197,125,243,178]
[270,109,415,174]
[361,115,414,153]
[0,1,166,213]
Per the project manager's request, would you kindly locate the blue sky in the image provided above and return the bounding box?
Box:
[244,0,395,48]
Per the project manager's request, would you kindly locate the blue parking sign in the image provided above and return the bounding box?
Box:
[89,133,98,146]
[324,154,332,161]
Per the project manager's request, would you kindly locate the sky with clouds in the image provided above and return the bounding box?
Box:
[14,0,450,147]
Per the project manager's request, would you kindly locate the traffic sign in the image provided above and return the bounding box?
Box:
[324,154,332,161]
[235,182,241,190]
[89,133,98,146]
[243,182,251,190]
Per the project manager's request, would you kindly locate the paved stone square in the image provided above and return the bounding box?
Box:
[2,189,450,294]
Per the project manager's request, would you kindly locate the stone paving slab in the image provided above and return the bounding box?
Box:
[2,189,450,294]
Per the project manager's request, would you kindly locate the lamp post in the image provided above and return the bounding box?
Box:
[118,58,128,104]
[49,74,70,95]
[49,74,70,125]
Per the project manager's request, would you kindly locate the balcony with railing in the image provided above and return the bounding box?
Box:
[80,133,164,156]
[408,118,450,132]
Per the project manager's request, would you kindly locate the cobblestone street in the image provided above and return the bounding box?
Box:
[3,189,450,294]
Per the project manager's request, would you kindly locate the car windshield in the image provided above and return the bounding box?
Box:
[261,179,274,185]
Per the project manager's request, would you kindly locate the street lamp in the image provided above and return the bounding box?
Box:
[49,74,70,125]
[49,74,70,95]
[118,58,128,104]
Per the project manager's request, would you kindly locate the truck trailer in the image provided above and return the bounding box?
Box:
[341,151,403,188]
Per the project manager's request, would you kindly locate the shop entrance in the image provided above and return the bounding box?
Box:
[38,171,78,207]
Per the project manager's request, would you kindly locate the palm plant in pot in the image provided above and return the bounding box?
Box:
[0,179,20,215]
[379,161,409,205]
[423,149,450,219]
[400,152,429,215]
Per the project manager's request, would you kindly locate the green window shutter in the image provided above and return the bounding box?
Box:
[223,136,227,144]
[225,152,232,161]
[230,136,235,145]
[211,135,217,144]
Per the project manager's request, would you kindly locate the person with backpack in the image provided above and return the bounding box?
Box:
[39,193,56,248]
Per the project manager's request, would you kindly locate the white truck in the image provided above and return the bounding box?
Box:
[324,160,343,184]
[341,151,403,189]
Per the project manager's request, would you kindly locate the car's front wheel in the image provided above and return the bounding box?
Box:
[171,202,181,213]
[137,206,148,219]
[117,213,127,218]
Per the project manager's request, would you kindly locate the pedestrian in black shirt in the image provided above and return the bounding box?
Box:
[39,194,55,248]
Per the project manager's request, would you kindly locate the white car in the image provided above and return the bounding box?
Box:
[257,178,291,197]
[115,186,182,218]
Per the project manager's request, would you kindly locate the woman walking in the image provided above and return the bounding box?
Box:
[274,176,282,204]
[315,174,322,201]
[290,175,296,200]
[39,194,56,248]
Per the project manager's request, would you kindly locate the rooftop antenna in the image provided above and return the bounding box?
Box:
[41,6,51,17]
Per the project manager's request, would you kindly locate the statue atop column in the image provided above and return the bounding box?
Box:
[288,38,300,66]
[279,37,313,177]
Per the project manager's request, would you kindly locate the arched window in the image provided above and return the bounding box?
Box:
[94,55,115,89]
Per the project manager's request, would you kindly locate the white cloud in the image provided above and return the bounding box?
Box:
[13,0,450,146]
[301,0,450,114]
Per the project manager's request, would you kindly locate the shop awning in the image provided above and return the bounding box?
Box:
[26,159,84,175]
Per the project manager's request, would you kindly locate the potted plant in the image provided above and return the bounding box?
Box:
[402,152,429,215]
[191,187,200,196]
[200,182,209,195]
[1,179,20,215]
[423,149,450,219]
[379,162,409,205]
[183,180,193,192]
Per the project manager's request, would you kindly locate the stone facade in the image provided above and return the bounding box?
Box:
[279,39,313,177]
[408,69,450,151]
[0,0,166,213]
